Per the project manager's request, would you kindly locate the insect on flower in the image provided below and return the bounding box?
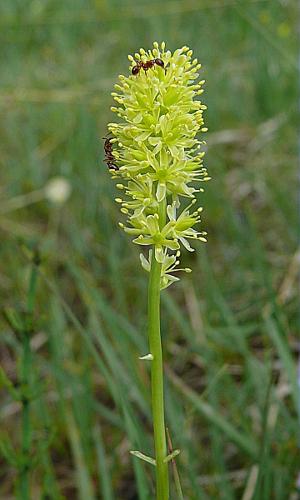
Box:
[103,135,119,171]
[132,58,165,75]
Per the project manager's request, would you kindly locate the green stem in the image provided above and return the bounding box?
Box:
[19,332,31,500]
[148,199,169,500]
[18,258,39,500]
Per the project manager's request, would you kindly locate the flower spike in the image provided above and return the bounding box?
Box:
[106,42,209,287]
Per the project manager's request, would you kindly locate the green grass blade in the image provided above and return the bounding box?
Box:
[167,369,258,459]
[93,425,114,500]
[66,409,95,500]
[264,316,300,418]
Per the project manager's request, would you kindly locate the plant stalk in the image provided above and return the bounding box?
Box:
[148,199,169,500]
[19,331,31,500]
[18,258,39,500]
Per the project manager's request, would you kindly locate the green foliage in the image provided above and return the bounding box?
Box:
[0,0,298,498]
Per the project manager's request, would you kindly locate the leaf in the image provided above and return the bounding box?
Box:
[130,450,156,466]
[139,354,153,361]
[0,435,18,466]
[0,366,19,400]
[163,449,180,463]
[4,307,24,333]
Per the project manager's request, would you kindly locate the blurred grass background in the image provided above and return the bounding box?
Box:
[0,0,299,498]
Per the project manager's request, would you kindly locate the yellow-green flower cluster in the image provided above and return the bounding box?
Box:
[107,42,210,288]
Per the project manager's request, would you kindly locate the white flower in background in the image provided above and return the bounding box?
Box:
[45,177,71,204]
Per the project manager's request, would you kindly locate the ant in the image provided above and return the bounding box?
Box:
[132,58,165,76]
[103,135,118,171]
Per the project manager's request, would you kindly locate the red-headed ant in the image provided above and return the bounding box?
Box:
[132,58,165,76]
[103,135,118,171]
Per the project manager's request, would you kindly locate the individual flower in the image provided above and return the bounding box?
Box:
[140,249,192,290]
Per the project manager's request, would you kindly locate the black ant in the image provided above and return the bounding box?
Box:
[103,135,118,171]
[132,58,165,75]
